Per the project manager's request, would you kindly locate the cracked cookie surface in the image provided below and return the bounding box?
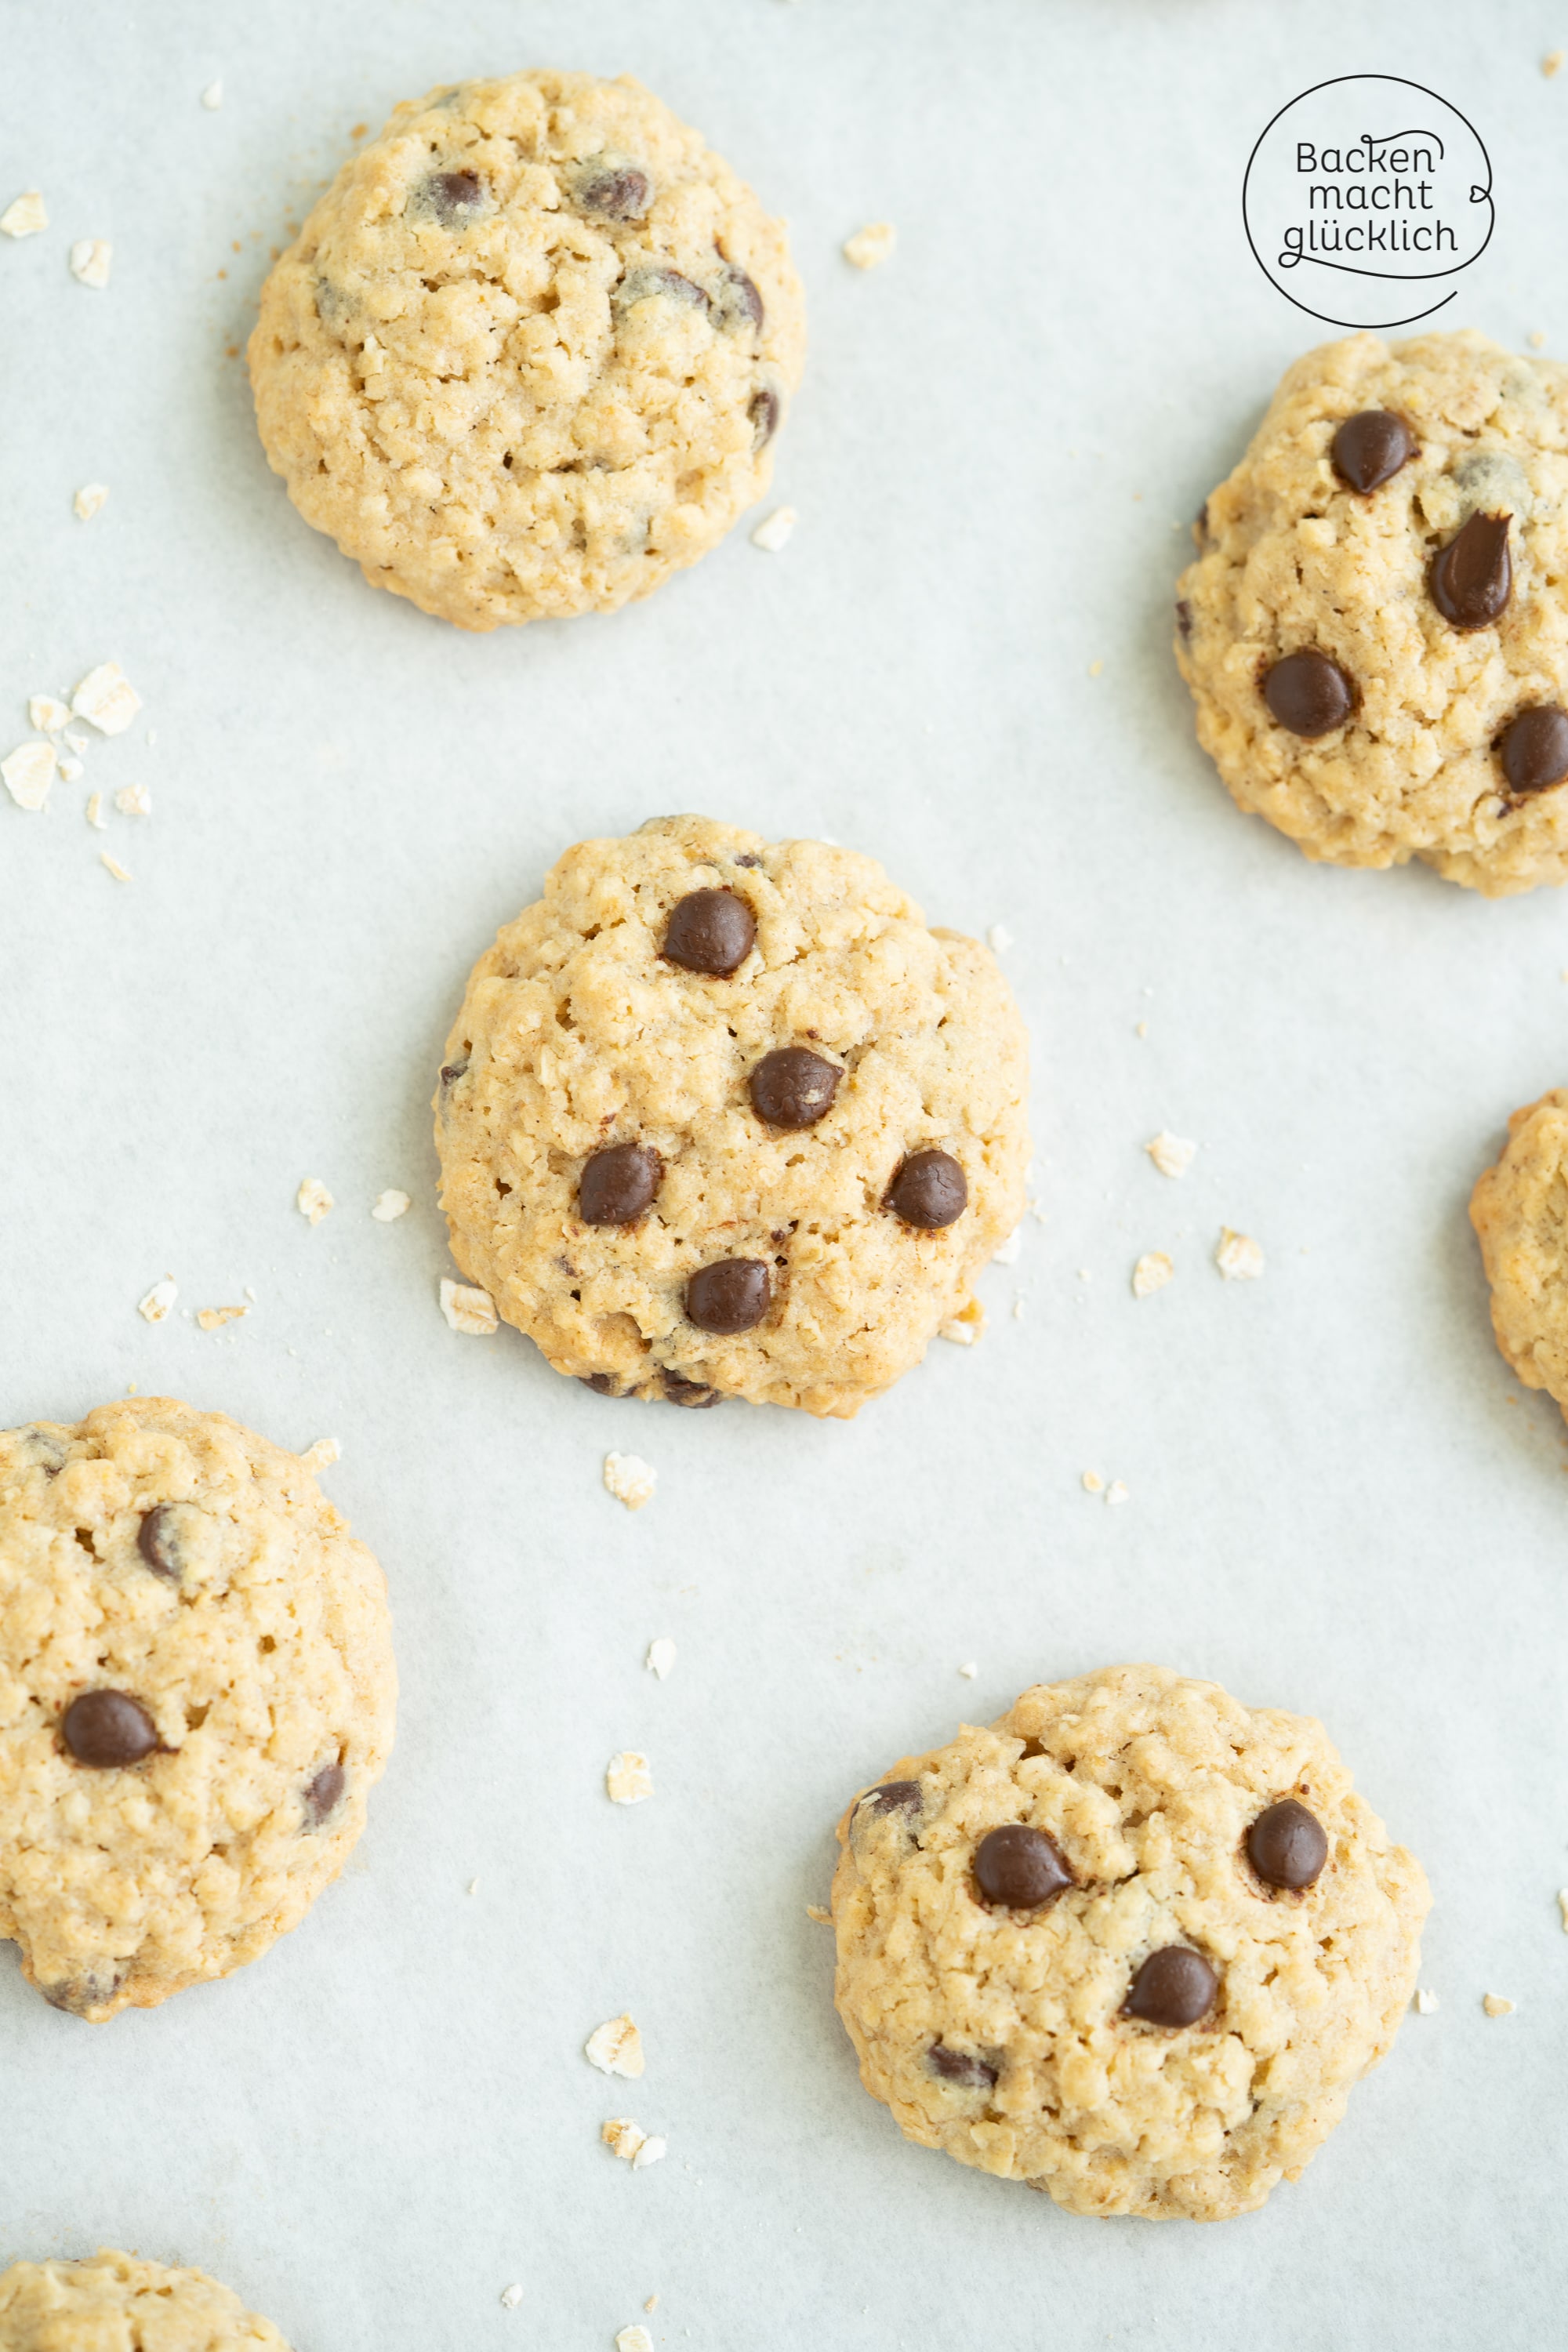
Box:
[1470,1087,1568,1414]
[0,1397,396,2021]
[434,815,1029,1417]
[1177,330,1568,894]
[249,69,804,630]
[0,2251,290,2350]
[831,1664,1428,2220]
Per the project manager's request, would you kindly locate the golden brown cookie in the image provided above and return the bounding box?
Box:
[1470,1087,1568,1410]
[0,2250,289,2350]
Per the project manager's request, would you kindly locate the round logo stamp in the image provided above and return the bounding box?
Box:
[1243,74,1493,328]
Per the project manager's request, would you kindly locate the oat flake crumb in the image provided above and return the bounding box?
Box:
[1216,1228,1265,1280]
[957,1661,978,1679]
[616,2329,655,2352]
[1483,1992,1515,2017]
[843,220,896,269]
[991,1225,1022,1267]
[1529,329,1548,350]
[603,2117,660,2164]
[606,1751,653,1806]
[1557,1888,1568,1933]
[1145,1131,1196,1179]
[371,1189,410,1221]
[114,782,151,816]
[196,1304,248,1331]
[2,741,57,811]
[1545,49,1564,75]
[439,1276,496,1335]
[631,2136,666,2170]
[137,1277,177,1323]
[939,1297,985,1345]
[60,758,85,785]
[28,695,71,735]
[300,1437,341,1473]
[71,662,140,735]
[296,1177,334,1226]
[85,792,105,829]
[1105,1479,1129,1507]
[644,2297,659,2315]
[201,78,223,109]
[1,190,47,238]
[604,1451,657,1511]
[1414,1987,1439,2015]
[69,238,112,289]
[100,852,131,883]
[499,2284,523,2310]
[805,1903,832,1925]
[74,483,110,521]
[751,505,796,552]
[1082,1470,1105,1494]
[1132,1250,1174,1298]
[987,922,1014,954]
[646,1636,677,1680]
[586,2013,645,2078]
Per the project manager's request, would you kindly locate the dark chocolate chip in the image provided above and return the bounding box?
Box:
[716,265,764,332]
[303,1762,346,1827]
[972,1823,1073,1910]
[749,1046,841,1130]
[1430,511,1512,630]
[1499,705,1568,797]
[62,1690,159,1769]
[580,1374,622,1397]
[1330,408,1417,494]
[1123,1946,1218,2027]
[1176,598,1192,641]
[927,2043,997,2090]
[615,265,710,314]
[662,888,756,975]
[859,1780,922,1818]
[662,1372,720,1408]
[749,386,781,448]
[887,1150,967,1230]
[42,1972,122,2016]
[440,1059,470,1089]
[735,853,761,868]
[423,168,485,226]
[685,1258,771,1334]
[575,162,652,220]
[1246,1798,1328,1892]
[1262,648,1355,738]
[137,1502,198,1584]
[13,1426,67,1475]
[579,1142,662,1226]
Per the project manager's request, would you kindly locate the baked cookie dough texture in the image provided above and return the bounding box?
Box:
[832,1665,1428,2220]
[0,2251,289,2351]
[1470,1087,1568,1415]
[434,817,1029,1417]
[1178,330,1568,894]
[0,1398,395,2022]
[249,70,805,629]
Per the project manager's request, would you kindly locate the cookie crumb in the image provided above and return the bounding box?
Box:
[299,1437,341,1473]
[499,2284,523,2310]
[1545,48,1564,74]
[1105,1479,1129,1506]
[137,1277,177,1323]
[1131,1250,1174,1298]
[114,782,151,816]
[201,78,223,108]
[645,1636,677,1679]
[606,1751,653,1805]
[1145,1131,1196,1179]
[644,2297,659,2314]
[1558,1888,1568,1932]
[1529,329,1548,349]
[85,792,105,829]
[987,922,1014,954]
[74,482,110,521]
[68,238,112,289]
[371,1189,410,1221]
[1081,1470,1104,1494]
[751,505,796,552]
[1482,1992,1515,2016]
[71,662,140,735]
[602,2117,648,2161]
[2,741,57,811]
[1414,1987,1439,2015]
[0,190,46,238]
[1216,1228,1265,1280]
[296,1177,334,1226]
[604,1451,656,1512]
[842,220,895,270]
[616,2330,654,2352]
[196,1304,248,1331]
[439,1276,496,1335]
[28,695,71,734]
[805,1902,832,1925]
[939,1297,985,1345]
[100,852,132,883]
[586,2013,645,2078]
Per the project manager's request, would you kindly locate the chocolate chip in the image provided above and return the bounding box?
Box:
[887,1150,967,1230]
[1261,648,1355,738]
[423,168,485,227]
[575,162,652,220]
[685,1258,771,1334]
[859,1780,922,1817]
[927,2043,997,2090]
[579,1142,662,1226]
[1246,1798,1328,1892]
[750,1047,841,1130]
[42,1971,122,2016]
[1429,511,1512,630]
[137,1503,199,1584]
[1500,705,1568,797]
[1176,598,1192,641]
[735,853,760,867]
[716,265,764,332]
[749,386,781,448]
[615,265,710,314]
[662,888,756,975]
[62,1690,159,1768]
[662,1371,720,1408]
[440,1058,469,1089]
[1123,1946,1218,2027]
[13,1426,67,1475]
[1330,408,1417,494]
[580,1374,622,1397]
[303,1762,346,1827]
[972,1823,1073,1910]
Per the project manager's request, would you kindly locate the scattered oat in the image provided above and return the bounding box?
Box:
[28,695,71,735]
[499,2284,523,2310]
[617,2328,655,2352]
[1132,1250,1174,1298]
[201,78,223,109]
[1216,1228,1265,1280]
[196,1304,248,1331]
[958,1661,978,1679]
[1135,1020,1149,1039]
[805,1903,832,1925]
[1483,1992,1515,2017]
[1545,49,1564,76]
[466,1878,480,1895]
[2,741,57,811]
[100,852,132,883]
[1145,1131,1196,1179]
[751,505,796,551]
[604,1451,657,1512]
[939,1297,985,1345]
[299,1437,341,1474]
[606,1751,653,1805]
[1530,329,1548,350]
[439,1276,496,1335]
[646,1636,677,1680]
[114,782,151,816]
[371,1189,410,1221]
[632,2136,666,2170]
[1105,1479,1129,1507]
[60,756,84,782]
[1414,1987,1439,2015]
[602,2117,666,2165]
[1011,1294,1025,1320]
[643,2299,658,2317]
[69,238,112,289]
[73,482,110,521]
[1558,1889,1568,1933]
[991,1225,1022,1267]
[987,922,1014,955]
[843,220,896,270]
[1082,1470,1105,1494]
[71,662,140,735]
[296,1177,333,1226]
[85,792,105,829]
[1088,659,1104,677]
[1,190,47,238]
[137,1278,177,1323]
[586,2014,645,2078]
[64,730,87,753]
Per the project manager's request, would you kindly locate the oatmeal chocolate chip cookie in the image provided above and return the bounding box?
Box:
[0,1398,396,2021]
[434,816,1029,1417]
[249,70,805,630]
[1469,1087,1568,1414]
[1177,329,1568,894]
[0,2250,291,2350]
[831,1664,1428,2220]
